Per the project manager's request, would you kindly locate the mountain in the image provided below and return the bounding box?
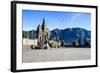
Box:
[28,30,36,39]
[50,28,91,44]
[23,30,36,39]
[23,28,91,44]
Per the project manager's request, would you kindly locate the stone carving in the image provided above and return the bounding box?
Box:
[36,18,50,47]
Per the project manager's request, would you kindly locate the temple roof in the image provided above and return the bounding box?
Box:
[37,24,42,33]
[42,18,47,31]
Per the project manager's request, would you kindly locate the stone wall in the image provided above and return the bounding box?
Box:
[23,38,37,46]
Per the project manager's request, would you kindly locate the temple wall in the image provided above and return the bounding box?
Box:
[23,38,37,46]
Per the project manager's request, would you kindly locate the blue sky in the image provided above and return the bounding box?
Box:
[22,10,91,31]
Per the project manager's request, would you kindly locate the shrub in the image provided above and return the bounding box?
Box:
[72,40,79,47]
[50,40,58,48]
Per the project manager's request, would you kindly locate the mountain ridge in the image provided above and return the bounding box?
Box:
[23,28,91,44]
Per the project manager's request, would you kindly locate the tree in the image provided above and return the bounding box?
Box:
[50,40,58,48]
[61,40,65,46]
[78,37,81,46]
[84,37,90,47]
[53,37,58,42]
[55,37,59,42]
[72,40,79,47]
[23,31,29,38]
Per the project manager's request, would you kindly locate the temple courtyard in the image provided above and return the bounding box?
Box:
[22,47,90,63]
